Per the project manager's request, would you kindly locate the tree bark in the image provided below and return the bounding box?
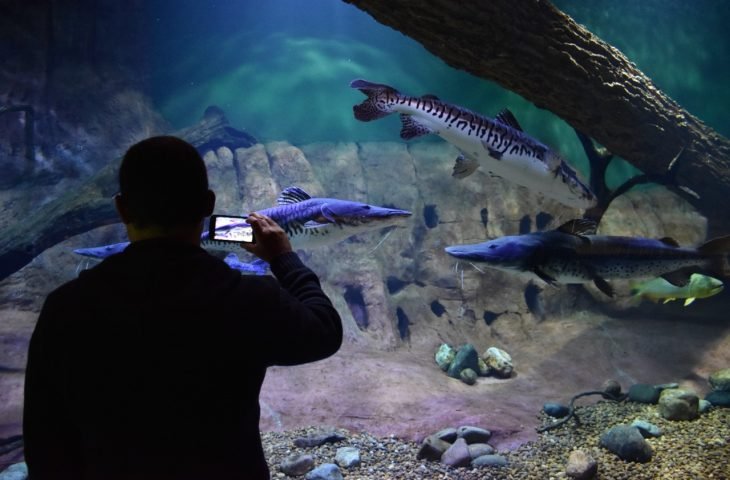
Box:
[343,0,730,235]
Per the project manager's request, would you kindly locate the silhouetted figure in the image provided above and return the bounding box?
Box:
[23,136,343,479]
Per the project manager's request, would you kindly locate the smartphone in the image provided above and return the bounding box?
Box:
[209,215,255,244]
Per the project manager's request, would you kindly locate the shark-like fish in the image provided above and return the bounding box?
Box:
[445,219,730,297]
[74,187,412,272]
[350,79,596,209]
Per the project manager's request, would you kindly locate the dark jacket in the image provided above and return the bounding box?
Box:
[23,239,342,480]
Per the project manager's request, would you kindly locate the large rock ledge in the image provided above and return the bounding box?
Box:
[2,140,728,450]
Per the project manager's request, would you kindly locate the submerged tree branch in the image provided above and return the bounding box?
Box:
[577,132,697,224]
[343,0,730,235]
[537,390,625,433]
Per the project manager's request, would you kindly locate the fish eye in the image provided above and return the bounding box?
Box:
[488,245,497,249]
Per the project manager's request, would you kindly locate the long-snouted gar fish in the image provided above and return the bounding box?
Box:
[444,219,730,297]
[350,79,596,209]
[74,186,412,271]
[199,186,412,251]
[630,273,724,306]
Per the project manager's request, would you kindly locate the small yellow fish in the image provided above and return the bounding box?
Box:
[630,273,724,306]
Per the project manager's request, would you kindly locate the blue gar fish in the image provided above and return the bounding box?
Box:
[74,187,412,272]
[350,79,596,209]
[445,219,730,297]
[74,242,269,275]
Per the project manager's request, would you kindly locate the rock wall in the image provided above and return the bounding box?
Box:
[0,139,715,445]
[196,140,708,351]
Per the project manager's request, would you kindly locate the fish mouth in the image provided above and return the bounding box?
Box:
[556,163,597,209]
[709,284,725,296]
[444,244,491,262]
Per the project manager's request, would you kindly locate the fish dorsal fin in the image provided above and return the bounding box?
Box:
[698,235,730,255]
[662,269,693,287]
[556,219,597,236]
[277,186,311,205]
[658,237,680,247]
[495,109,524,132]
[421,94,440,101]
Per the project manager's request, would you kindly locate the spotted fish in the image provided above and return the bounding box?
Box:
[350,79,596,209]
[445,219,730,297]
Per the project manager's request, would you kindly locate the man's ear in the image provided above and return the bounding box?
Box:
[202,190,216,217]
[114,193,133,225]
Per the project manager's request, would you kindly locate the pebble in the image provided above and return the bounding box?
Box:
[565,449,597,480]
[440,437,470,467]
[543,402,570,418]
[467,443,495,459]
[706,390,730,407]
[477,357,489,376]
[471,454,508,468]
[654,382,679,390]
[447,344,479,379]
[280,454,315,476]
[416,434,450,461]
[599,424,653,462]
[459,367,477,385]
[630,419,662,438]
[304,463,342,480]
[708,368,730,391]
[658,389,699,421]
[293,432,346,448]
[483,346,514,378]
[334,447,360,469]
[433,427,458,443]
[435,343,455,371]
[628,383,661,403]
[456,425,491,444]
[602,379,622,397]
[256,404,730,480]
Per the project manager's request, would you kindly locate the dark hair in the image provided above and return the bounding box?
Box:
[119,136,209,228]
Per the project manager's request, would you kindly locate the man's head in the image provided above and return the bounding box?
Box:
[115,136,215,238]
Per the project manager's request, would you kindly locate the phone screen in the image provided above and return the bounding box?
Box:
[209,215,255,244]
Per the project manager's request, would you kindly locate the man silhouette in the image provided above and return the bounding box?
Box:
[23,136,342,479]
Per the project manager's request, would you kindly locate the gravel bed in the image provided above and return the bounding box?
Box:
[263,402,730,479]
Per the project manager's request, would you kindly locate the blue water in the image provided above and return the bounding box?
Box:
[148,0,730,185]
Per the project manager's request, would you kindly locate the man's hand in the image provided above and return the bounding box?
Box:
[241,212,292,263]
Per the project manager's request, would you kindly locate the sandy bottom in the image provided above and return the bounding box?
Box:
[259,309,730,450]
[2,305,729,468]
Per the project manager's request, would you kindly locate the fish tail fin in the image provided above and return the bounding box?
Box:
[698,235,730,277]
[250,259,270,276]
[350,79,398,121]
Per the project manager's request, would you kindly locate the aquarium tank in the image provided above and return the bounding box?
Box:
[1,0,729,478]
